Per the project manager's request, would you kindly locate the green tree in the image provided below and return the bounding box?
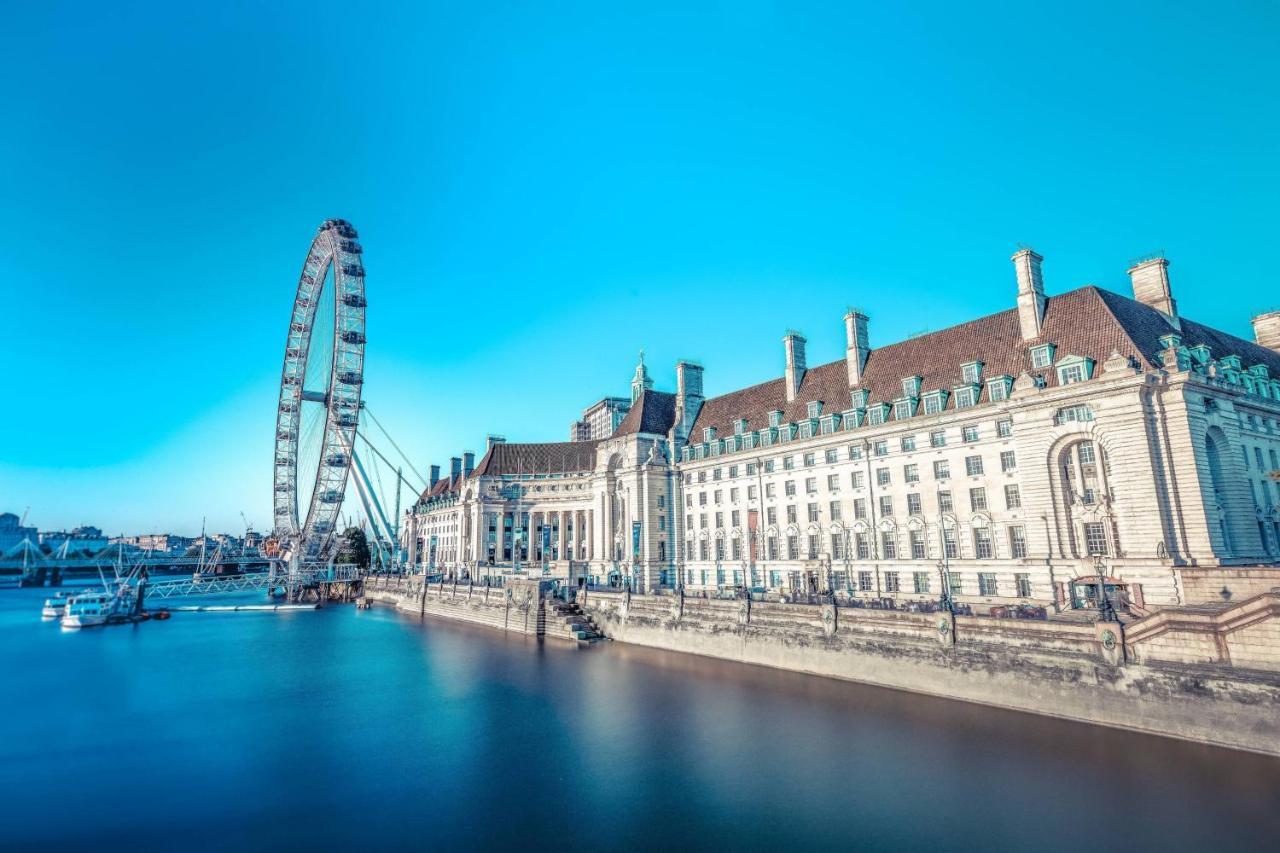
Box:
[337,527,371,568]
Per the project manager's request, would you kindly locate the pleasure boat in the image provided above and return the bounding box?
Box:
[41,592,68,619]
[60,557,148,629]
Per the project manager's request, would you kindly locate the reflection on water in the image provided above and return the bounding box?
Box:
[1,587,1276,852]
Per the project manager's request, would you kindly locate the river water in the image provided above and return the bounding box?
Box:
[1,586,1277,852]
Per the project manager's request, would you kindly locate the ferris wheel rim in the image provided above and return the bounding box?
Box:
[271,219,366,561]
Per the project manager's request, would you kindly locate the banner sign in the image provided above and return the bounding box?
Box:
[747,509,759,564]
[632,521,642,559]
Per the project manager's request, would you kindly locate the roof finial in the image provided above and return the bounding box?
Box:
[639,348,645,366]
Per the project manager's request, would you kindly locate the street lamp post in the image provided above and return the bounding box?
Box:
[1094,554,1113,622]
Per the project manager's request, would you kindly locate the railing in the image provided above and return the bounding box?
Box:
[144,573,274,599]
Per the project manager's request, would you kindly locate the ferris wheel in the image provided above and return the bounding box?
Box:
[272,219,367,562]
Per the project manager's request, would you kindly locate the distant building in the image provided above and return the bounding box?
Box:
[0,513,38,551]
[40,526,109,553]
[570,397,631,441]
[111,534,193,554]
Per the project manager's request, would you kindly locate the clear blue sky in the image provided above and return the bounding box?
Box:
[3,1,1277,536]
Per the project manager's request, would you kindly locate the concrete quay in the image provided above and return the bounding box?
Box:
[362,575,1280,757]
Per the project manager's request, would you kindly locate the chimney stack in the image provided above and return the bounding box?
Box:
[1128,255,1178,327]
[429,464,441,488]
[844,310,870,388]
[1013,248,1046,341]
[783,332,807,402]
[463,451,475,477]
[449,456,462,482]
[675,360,705,441]
[1253,311,1280,353]
[486,434,506,451]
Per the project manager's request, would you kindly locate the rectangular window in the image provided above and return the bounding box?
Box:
[858,570,873,592]
[965,455,984,476]
[962,425,979,443]
[1031,345,1053,368]
[1008,525,1027,558]
[1004,484,1022,510]
[856,533,871,560]
[686,514,693,531]
[803,452,816,467]
[825,448,838,464]
[881,532,897,559]
[714,490,722,505]
[943,527,959,559]
[731,510,741,527]
[962,362,982,384]
[895,400,914,421]
[997,419,1013,438]
[884,571,900,593]
[699,540,709,560]
[938,490,954,513]
[715,539,725,560]
[767,536,779,560]
[783,456,795,470]
[747,463,757,475]
[979,573,998,596]
[876,468,891,486]
[699,492,707,506]
[1060,364,1086,384]
[974,527,993,559]
[1015,573,1032,597]
[851,471,864,488]
[906,493,922,516]
[766,507,777,525]
[700,513,708,529]
[1000,450,1017,472]
[988,381,1008,403]
[1084,521,1109,555]
[748,485,757,500]
[729,487,739,502]
[805,477,818,494]
[784,481,796,497]
[913,572,930,594]
[910,530,926,559]
[764,459,775,473]
[873,440,888,456]
[765,483,776,498]
[923,395,942,415]
[879,495,894,517]
[831,534,845,560]
[829,501,842,520]
[786,535,799,560]
[713,468,722,481]
[970,487,988,512]
[848,445,863,461]
[807,503,819,522]
[714,512,723,528]
[934,460,951,480]
[929,430,946,448]
[807,534,819,560]
[730,538,741,561]
[854,498,867,520]
[786,506,797,524]
[904,463,919,483]
[954,387,976,409]
[827,474,840,490]
[901,435,917,452]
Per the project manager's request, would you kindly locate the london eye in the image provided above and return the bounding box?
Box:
[272,219,367,563]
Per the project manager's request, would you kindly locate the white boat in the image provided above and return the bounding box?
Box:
[41,592,68,619]
[60,550,147,629]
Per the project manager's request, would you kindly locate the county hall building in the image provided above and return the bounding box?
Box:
[403,249,1280,610]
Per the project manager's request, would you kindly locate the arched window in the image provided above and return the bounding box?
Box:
[1205,428,1233,553]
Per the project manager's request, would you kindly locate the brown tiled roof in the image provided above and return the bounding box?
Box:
[470,439,600,477]
[419,473,463,502]
[687,285,1276,443]
[614,390,677,437]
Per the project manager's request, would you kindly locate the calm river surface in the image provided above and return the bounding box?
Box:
[2,586,1277,852]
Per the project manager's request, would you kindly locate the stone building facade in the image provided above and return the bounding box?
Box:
[403,250,1280,608]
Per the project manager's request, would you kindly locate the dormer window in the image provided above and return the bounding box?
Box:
[703,426,717,442]
[806,401,823,419]
[1030,344,1056,369]
[953,386,977,409]
[850,389,870,409]
[961,361,983,384]
[921,389,949,416]
[1056,355,1095,385]
[866,404,889,426]
[734,418,747,435]
[768,410,784,428]
[893,399,916,420]
[820,414,838,434]
[1249,364,1271,380]
[986,376,1013,402]
[901,376,922,398]
[842,411,862,430]
[1189,344,1211,365]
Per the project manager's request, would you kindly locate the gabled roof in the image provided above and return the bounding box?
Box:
[686,285,1278,444]
[614,389,677,437]
[470,439,600,477]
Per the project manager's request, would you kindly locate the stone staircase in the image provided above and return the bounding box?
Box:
[544,600,606,644]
